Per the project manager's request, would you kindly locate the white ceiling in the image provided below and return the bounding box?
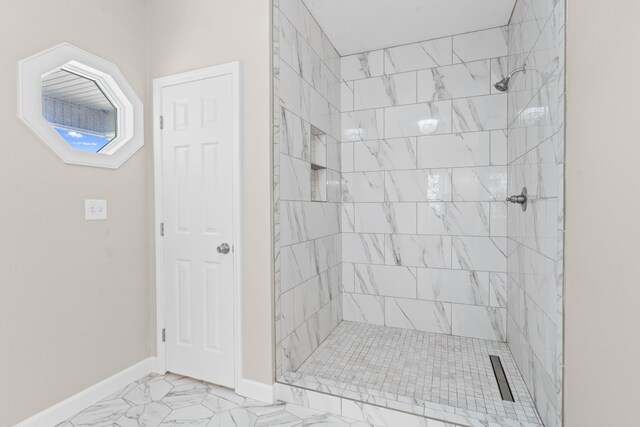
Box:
[303,0,516,56]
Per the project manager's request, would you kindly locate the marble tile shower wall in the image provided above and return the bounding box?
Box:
[339,28,510,342]
[506,1,565,426]
[274,0,343,378]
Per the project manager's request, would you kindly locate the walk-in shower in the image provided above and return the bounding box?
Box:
[273,1,566,426]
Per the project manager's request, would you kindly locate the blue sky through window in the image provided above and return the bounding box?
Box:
[53,126,113,153]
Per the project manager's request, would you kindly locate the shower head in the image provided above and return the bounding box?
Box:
[494,76,510,92]
[493,65,526,92]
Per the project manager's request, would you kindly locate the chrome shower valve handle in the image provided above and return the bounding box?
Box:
[506,187,528,212]
[506,195,527,204]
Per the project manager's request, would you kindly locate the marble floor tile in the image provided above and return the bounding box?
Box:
[162,382,210,409]
[60,373,373,427]
[70,398,131,427]
[160,404,214,426]
[115,402,171,427]
[122,379,173,406]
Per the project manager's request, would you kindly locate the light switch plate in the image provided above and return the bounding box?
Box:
[85,199,107,220]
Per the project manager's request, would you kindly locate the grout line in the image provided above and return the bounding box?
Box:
[343,54,510,83]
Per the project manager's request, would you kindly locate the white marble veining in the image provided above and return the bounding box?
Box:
[341,203,355,234]
[341,81,354,111]
[355,202,417,234]
[384,169,452,202]
[489,272,507,308]
[417,132,491,169]
[342,233,385,265]
[280,60,304,118]
[279,12,296,69]
[384,101,453,138]
[384,38,452,74]
[280,242,315,292]
[452,94,508,132]
[288,322,543,426]
[343,293,385,325]
[452,236,507,272]
[341,50,384,81]
[276,382,467,427]
[417,202,490,236]
[417,268,490,305]
[452,166,507,202]
[353,138,417,171]
[506,2,565,426]
[385,297,452,334]
[280,154,312,201]
[353,264,417,298]
[310,89,332,135]
[354,72,417,110]
[385,235,452,268]
[69,399,131,427]
[417,60,491,102]
[452,304,506,341]
[121,379,173,407]
[342,172,385,202]
[275,0,343,378]
[294,268,340,326]
[335,27,510,347]
[280,201,340,246]
[342,109,384,142]
[60,372,373,427]
[281,106,310,161]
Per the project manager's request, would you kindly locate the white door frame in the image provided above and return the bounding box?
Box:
[152,62,243,389]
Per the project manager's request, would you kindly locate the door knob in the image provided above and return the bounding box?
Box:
[217,243,231,254]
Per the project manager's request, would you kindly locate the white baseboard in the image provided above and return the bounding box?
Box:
[236,378,274,404]
[17,357,161,427]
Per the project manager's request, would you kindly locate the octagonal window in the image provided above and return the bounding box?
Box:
[19,43,144,169]
[42,69,117,153]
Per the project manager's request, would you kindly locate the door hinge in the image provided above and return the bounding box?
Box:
[160,222,164,236]
[159,115,164,130]
[162,328,166,342]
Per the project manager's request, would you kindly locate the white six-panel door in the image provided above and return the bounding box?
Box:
[160,74,235,387]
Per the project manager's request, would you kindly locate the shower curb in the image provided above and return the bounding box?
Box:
[275,382,471,427]
[275,380,544,427]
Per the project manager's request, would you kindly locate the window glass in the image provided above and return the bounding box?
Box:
[42,69,117,153]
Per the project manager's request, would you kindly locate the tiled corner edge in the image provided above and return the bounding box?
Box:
[274,383,468,427]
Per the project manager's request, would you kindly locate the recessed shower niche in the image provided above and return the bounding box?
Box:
[310,126,327,202]
[273,0,566,426]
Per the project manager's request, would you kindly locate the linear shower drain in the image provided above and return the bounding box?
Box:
[490,355,515,402]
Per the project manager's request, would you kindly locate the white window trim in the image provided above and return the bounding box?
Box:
[18,43,144,169]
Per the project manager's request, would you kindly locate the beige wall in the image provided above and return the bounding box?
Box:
[1,0,273,424]
[0,1,151,425]
[564,1,640,425]
[146,0,274,385]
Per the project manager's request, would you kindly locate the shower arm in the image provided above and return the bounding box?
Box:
[507,65,527,79]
